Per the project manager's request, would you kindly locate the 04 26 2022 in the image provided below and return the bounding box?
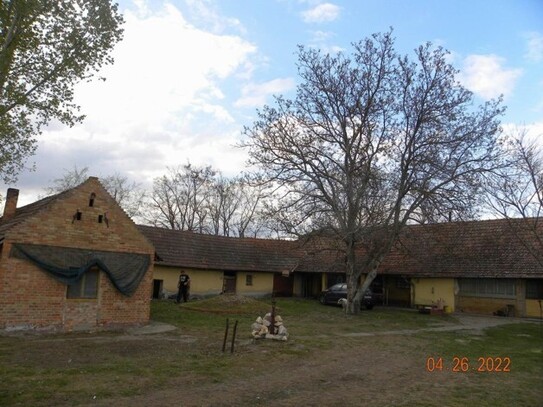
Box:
[425,356,511,372]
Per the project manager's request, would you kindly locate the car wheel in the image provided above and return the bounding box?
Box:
[319,295,327,305]
[365,304,374,310]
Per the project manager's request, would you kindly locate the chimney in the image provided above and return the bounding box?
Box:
[2,188,19,220]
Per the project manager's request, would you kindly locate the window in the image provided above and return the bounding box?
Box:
[246,274,253,286]
[458,278,516,298]
[526,279,543,300]
[67,269,99,299]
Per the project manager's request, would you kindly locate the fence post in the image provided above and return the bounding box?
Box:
[230,320,239,354]
[222,318,229,353]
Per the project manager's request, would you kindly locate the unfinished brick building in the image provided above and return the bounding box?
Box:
[0,177,155,332]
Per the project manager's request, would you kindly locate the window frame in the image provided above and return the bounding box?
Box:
[526,279,543,300]
[458,278,516,299]
[67,268,100,299]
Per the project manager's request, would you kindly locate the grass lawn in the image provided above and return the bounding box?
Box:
[0,297,541,406]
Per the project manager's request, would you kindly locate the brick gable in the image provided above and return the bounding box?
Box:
[0,177,155,332]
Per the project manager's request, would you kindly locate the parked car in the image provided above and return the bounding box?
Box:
[318,283,376,310]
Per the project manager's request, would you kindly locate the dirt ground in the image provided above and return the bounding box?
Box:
[2,312,540,407]
[85,314,533,407]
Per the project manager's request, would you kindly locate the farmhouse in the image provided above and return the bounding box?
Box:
[140,219,543,319]
[138,225,300,299]
[0,178,155,332]
[1,176,541,333]
[383,219,543,318]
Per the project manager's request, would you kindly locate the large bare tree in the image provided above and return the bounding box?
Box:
[243,31,505,313]
[0,0,123,183]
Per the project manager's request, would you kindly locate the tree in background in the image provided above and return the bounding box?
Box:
[485,130,543,266]
[243,31,505,313]
[147,164,270,237]
[205,173,270,237]
[0,0,123,183]
[147,164,216,232]
[44,166,146,220]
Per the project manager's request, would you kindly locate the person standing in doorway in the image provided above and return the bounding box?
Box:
[177,270,191,303]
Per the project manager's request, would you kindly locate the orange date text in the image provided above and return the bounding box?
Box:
[425,356,511,372]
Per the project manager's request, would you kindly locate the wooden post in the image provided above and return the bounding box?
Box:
[230,320,238,354]
[222,318,229,352]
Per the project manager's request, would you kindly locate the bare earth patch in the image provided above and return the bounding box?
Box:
[1,300,541,407]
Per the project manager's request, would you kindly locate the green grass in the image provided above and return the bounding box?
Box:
[0,298,541,406]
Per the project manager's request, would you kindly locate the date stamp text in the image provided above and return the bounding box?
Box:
[426,356,511,372]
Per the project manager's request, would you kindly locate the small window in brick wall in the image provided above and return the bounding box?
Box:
[89,193,96,207]
[246,274,253,286]
[67,268,99,299]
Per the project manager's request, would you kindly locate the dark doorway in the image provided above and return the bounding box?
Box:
[300,273,322,298]
[223,271,236,294]
[383,275,411,307]
[152,279,163,299]
[273,273,294,297]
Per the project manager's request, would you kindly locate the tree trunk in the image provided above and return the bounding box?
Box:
[347,272,359,314]
[345,236,360,314]
[353,266,378,305]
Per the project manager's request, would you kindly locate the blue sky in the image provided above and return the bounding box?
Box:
[3,0,543,206]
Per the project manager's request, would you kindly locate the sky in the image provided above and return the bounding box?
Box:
[3,0,543,207]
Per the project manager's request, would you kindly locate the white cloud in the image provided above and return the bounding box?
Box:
[301,3,341,23]
[307,30,343,54]
[184,0,246,34]
[9,1,259,205]
[235,78,296,108]
[524,32,543,62]
[501,122,543,150]
[459,54,522,100]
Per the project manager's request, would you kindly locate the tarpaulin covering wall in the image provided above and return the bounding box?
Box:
[10,244,150,296]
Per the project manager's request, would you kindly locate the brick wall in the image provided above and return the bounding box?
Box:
[0,178,154,332]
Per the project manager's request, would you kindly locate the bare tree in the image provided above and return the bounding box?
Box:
[43,165,89,195]
[147,172,180,230]
[147,164,215,232]
[147,165,271,236]
[100,173,146,219]
[485,130,543,265]
[233,175,272,238]
[44,166,146,220]
[243,31,504,313]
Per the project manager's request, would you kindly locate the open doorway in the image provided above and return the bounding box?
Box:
[152,279,163,299]
[223,271,236,294]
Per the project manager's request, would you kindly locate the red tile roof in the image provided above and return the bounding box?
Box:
[139,218,543,279]
[4,192,535,280]
[0,192,69,241]
[382,218,543,279]
[137,225,300,273]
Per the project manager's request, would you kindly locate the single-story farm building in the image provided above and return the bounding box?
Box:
[1,177,542,333]
[140,219,543,319]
